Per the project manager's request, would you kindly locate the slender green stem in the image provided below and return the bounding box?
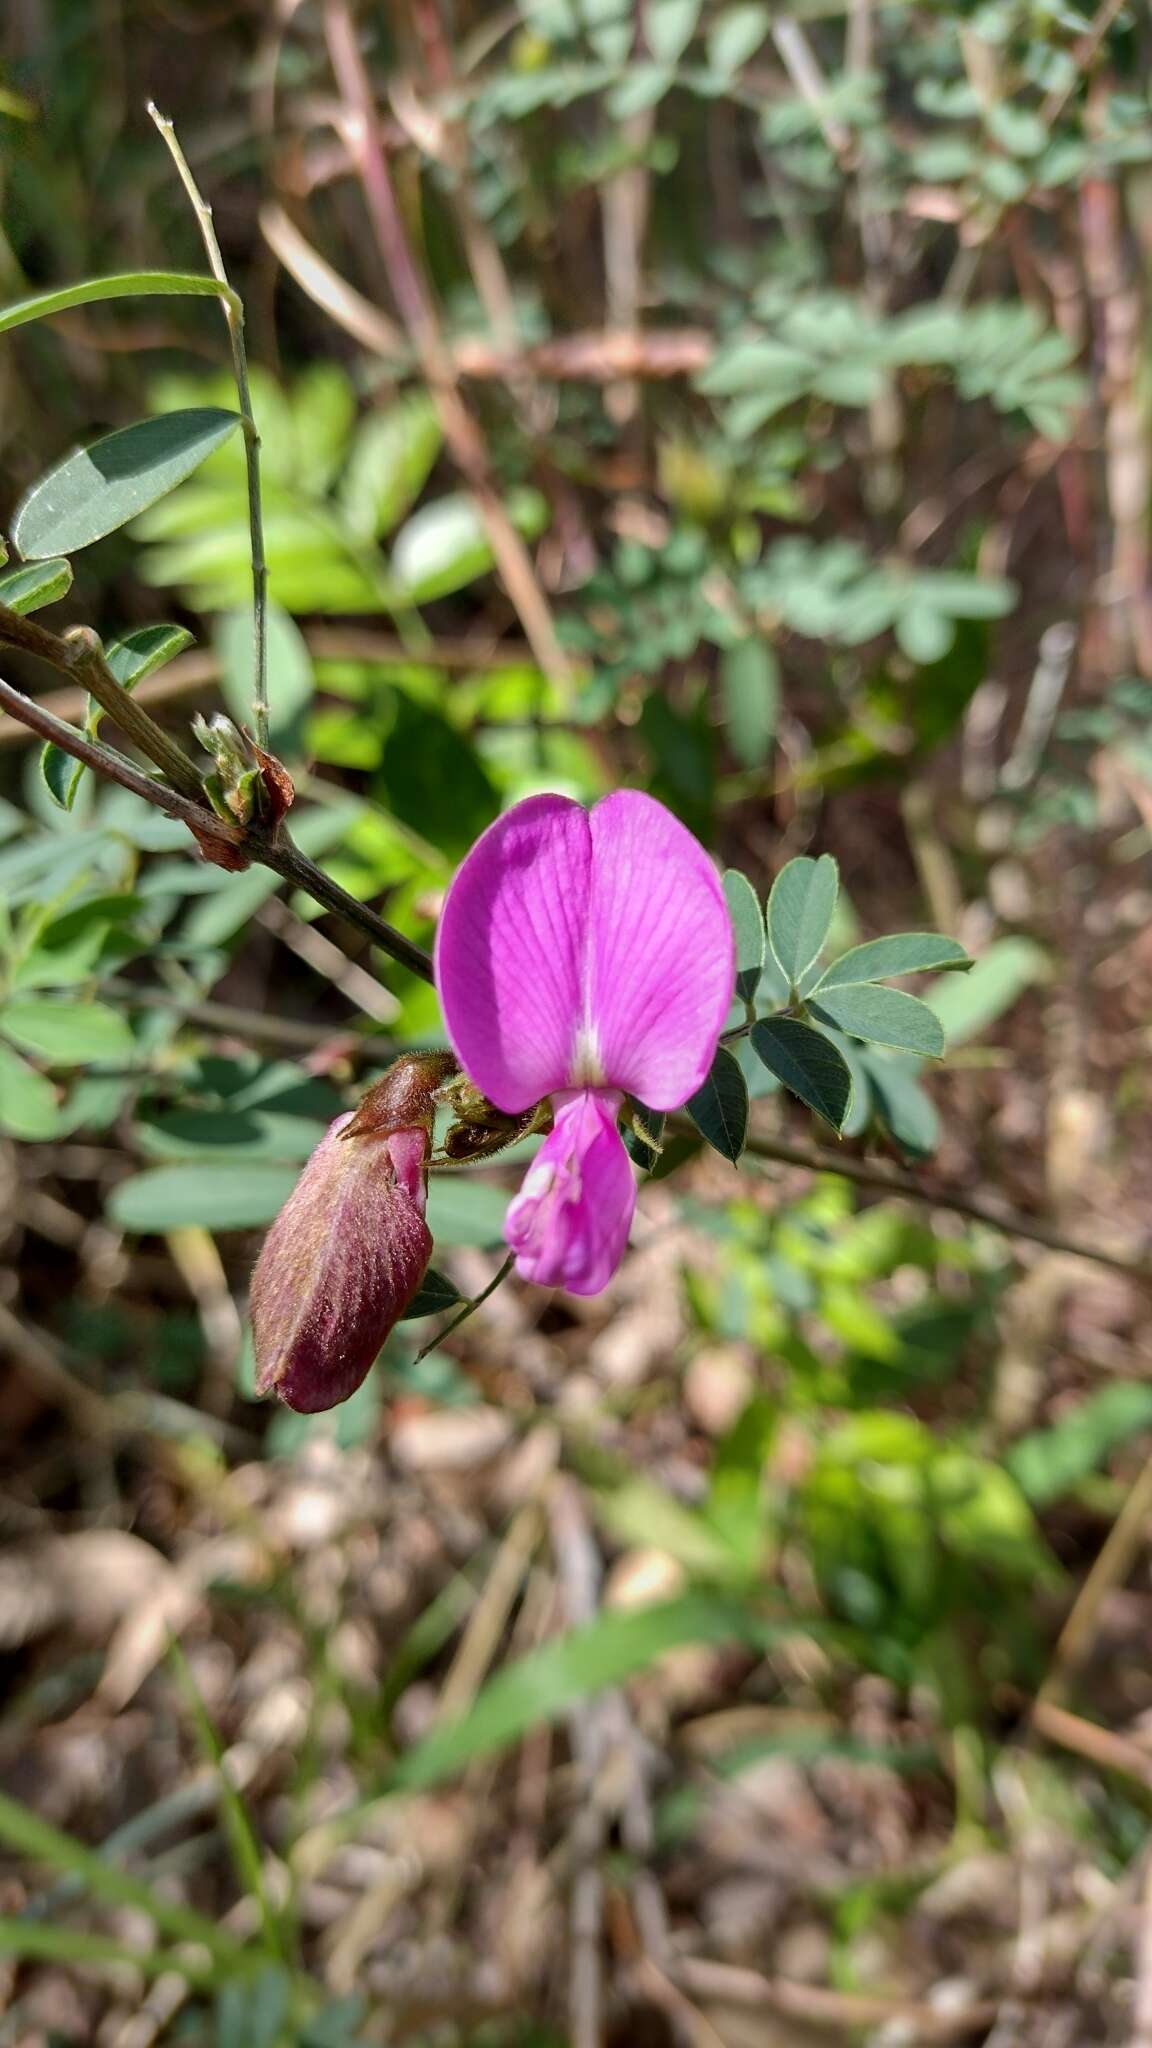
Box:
[148,103,269,749]
[415,1252,516,1362]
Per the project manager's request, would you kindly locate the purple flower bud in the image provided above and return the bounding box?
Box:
[251,1111,434,1415]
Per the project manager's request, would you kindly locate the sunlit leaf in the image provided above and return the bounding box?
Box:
[390,487,547,603]
[390,1593,796,1792]
[105,622,194,688]
[108,1162,298,1232]
[0,1041,60,1138]
[0,272,235,337]
[14,408,242,558]
[0,998,134,1065]
[216,600,313,740]
[707,2,769,74]
[339,396,444,541]
[0,557,72,614]
[424,1177,508,1249]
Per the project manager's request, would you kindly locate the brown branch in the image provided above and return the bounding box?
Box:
[1031,1699,1152,1792]
[322,0,574,694]
[673,1118,1152,1284]
[1037,1450,1152,1706]
[0,666,435,983]
[0,669,244,850]
[255,831,434,982]
[0,603,204,799]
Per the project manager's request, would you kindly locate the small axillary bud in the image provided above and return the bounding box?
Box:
[193,713,295,832]
[438,1073,553,1164]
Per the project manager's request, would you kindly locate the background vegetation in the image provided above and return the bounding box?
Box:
[1,0,1152,2042]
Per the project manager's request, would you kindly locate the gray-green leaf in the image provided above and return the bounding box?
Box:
[13,409,242,558]
[863,1052,940,1156]
[767,854,839,988]
[721,639,779,769]
[0,557,72,614]
[685,1044,748,1163]
[810,984,945,1058]
[750,1017,853,1132]
[108,1162,298,1232]
[723,868,764,1008]
[0,1041,60,1138]
[400,1269,465,1320]
[1,998,135,1065]
[818,933,972,989]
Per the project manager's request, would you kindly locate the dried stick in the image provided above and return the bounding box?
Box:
[672,1957,1001,2039]
[1037,1451,1152,1706]
[322,0,573,694]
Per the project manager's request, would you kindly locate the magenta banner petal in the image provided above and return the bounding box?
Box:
[435,793,592,1113]
[586,791,734,1108]
[505,1088,635,1294]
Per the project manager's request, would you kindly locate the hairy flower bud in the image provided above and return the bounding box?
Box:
[251,1108,435,1415]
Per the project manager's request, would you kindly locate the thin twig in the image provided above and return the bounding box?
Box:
[148,103,270,747]
[322,0,573,696]
[101,976,391,1056]
[1039,0,1129,128]
[673,1118,1152,1283]
[0,602,204,799]
[0,669,243,849]
[0,626,543,748]
[260,199,407,360]
[0,662,435,981]
[258,832,434,982]
[1037,1450,1152,1706]
[1031,1699,1152,1792]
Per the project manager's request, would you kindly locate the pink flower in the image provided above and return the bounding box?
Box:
[435,792,734,1295]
